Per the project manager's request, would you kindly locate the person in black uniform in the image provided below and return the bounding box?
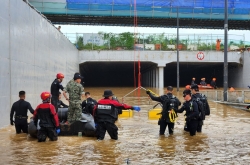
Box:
[57,92,68,108]
[82,92,97,114]
[177,89,199,136]
[200,78,207,86]
[210,78,217,89]
[146,86,181,136]
[93,90,138,140]
[191,77,196,85]
[190,84,210,132]
[50,73,69,112]
[10,91,34,134]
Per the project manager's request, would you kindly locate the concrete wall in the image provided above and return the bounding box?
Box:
[0,0,78,128]
[229,51,250,88]
[80,50,242,66]
[80,50,250,89]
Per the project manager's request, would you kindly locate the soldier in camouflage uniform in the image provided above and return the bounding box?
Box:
[64,73,84,124]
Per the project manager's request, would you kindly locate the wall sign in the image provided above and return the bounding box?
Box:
[196,52,204,60]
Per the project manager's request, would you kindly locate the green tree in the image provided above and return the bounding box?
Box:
[75,36,84,50]
[239,40,244,48]
[98,32,135,50]
[119,32,134,50]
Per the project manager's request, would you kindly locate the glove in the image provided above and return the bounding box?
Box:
[132,106,141,112]
[56,128,60,134]
[146,90,151,95]
[10,120,14,126]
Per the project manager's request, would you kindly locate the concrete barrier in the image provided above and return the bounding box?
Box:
[0,0,78,128]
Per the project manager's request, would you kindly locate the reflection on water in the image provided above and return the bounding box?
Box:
[1,87,250,164]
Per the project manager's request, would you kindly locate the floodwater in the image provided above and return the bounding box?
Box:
[1,87,250,164]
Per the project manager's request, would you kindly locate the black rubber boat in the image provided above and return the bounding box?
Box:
[28,108,96,138]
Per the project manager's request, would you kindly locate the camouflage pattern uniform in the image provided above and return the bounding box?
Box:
[64,79,84,123]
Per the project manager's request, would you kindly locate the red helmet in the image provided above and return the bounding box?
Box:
[41,92,51,101]
[56,73,64,79]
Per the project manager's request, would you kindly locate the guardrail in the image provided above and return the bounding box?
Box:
[201,90,250,103]
[122,89,250,106]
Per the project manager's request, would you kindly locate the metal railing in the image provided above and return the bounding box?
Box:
[64,33,247,51]
[121,89,250,105]
[202,90,250,103]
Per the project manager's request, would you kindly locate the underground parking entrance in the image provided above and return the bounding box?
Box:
[79,62,239,87]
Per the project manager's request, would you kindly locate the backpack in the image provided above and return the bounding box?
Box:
[199,93,210,116]
[192,98,205,120]
[200,93,210,116]
[162,95,178,123]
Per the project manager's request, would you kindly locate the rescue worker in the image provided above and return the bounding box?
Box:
[210,78,217,89]
[64,73,84,124]
[177,89,199,136]
[57,92,68,108]
[94,90,139,140]
[33,92,60,142]
[229,86,235,92]
[191,77,196,85]
[216,39,221,51]
[190,84,210,132]
[50,73,68,112]
[82,92,97,114]
[146,86,181,135]
[10,91,34,134]
[200,78,207,86]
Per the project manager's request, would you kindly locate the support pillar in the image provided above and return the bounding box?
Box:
[158,66,164,95]
[153,68,156,87]
[156,68,159,88]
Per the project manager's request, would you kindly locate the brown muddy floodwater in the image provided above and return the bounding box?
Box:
[1,87,250,164]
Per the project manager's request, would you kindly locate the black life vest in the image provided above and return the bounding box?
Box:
[185,101,198,120]
[96,104,118,122]
[162,95,178,123]
[192,98,205,120]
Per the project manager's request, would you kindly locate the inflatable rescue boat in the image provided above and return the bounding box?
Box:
[186,84,214,89]
[198,84,214,89]
[28,108,96,138]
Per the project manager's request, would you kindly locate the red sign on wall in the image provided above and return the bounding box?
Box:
[196,52,204,60]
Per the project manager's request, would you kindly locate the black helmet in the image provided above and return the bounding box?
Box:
[183,89,191,97]
[103,90,114,97]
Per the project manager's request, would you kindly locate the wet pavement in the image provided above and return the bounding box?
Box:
[1,87,250,164]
